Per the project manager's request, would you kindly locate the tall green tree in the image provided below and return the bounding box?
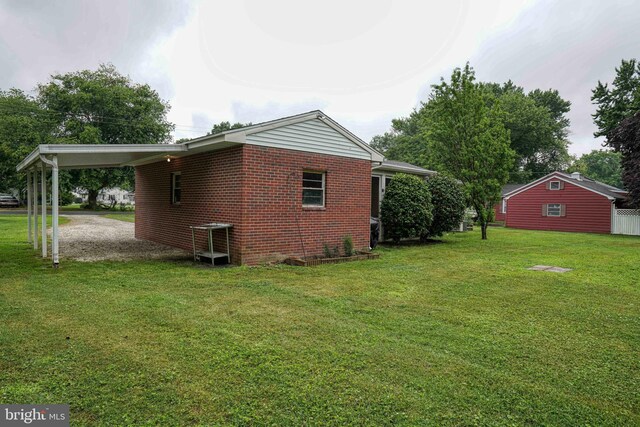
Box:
[606,112,640,207]
[37,64,174,208]
[426,64,514,240]
[483,83,571,181]
[209,121,250,135]
[0,89,55,196]
[371,79,571,181]
[569,149,623,188]
[369,112,433,168]
[592,59,640,137]
[592,59,640,207]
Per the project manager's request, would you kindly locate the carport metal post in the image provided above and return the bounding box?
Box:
[26,171,32,244]
[41,162,47,258]
[40,155,59,266]
[52,156,59,266]
[33,168,38,250]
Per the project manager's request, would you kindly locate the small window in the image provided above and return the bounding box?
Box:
[302,171,325,207]
[171,172,181,204]
[501,199,507,214]
[549,181,561,190]
[547,203,561,216]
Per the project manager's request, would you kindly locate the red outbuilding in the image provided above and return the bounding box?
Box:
[500,171,629,234]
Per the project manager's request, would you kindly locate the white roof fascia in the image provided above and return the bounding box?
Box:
[373,164,436,176]
[183,134,230,150]
[16,147,43,172]
[505,173,615,201]
[16,144,186,172]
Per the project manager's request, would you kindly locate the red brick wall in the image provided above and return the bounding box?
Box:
[135,144,371,265]
[135,147,245,262]
[240,145,370,265]
[506,176,613,233]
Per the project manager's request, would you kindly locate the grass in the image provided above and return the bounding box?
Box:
[0,215,638,426]
[103,213,135,223]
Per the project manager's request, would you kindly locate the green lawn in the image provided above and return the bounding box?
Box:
[103,213,135,223]
[0,216,638,426]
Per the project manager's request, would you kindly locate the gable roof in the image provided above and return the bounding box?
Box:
[17,111,385,172]
[504,171,627,201]
[181,110,384,162]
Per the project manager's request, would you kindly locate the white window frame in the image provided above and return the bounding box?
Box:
[549,180,561,190]
[501,199,507,214]
[302,171,325,207]
[171,172,181,205]
[547,203,561,217]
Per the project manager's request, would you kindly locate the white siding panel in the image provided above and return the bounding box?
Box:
[246,119,371,160]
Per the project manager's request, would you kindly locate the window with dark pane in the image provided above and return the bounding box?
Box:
[171,172,181,204]
[302,171,325,207]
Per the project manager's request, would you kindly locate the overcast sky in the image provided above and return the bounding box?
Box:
[1,0,639,155]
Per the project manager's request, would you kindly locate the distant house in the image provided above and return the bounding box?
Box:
[73,187,135,205]
[499,171,637,235]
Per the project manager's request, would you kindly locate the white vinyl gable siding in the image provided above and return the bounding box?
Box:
[245,119,371,160]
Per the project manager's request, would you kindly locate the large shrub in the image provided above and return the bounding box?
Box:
[423,174,467,239]
[380,173,433,244]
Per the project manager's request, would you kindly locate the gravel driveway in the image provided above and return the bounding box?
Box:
[58,215,190,262]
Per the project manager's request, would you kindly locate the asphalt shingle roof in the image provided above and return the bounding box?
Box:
[555,172,627,200]
[504,172,627,200]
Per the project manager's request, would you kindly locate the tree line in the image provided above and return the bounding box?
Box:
[0,64,174,208]
[371,59,640,238]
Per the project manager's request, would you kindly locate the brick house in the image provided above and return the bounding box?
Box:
[18,110,443,266]
[134,111,384,265]
[500,171,629,234]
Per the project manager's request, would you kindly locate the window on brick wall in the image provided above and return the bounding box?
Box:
[171,172,181,204]
[302,171,325,207]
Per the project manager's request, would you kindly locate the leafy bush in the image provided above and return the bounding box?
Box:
[423,174,467,239]
[342,235,353,257]
[322,243,340,258]
[380,173,433,244]
[59,191,74,206]
[323,244,332,259]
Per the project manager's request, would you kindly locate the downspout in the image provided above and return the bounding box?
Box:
[40,155,59,267]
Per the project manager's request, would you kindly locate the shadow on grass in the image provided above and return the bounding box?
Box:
[379,238,448,247]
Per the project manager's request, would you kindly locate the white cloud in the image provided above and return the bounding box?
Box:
[2,0,638,156]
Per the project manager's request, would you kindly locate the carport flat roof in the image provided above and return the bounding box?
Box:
[16,144,187,172]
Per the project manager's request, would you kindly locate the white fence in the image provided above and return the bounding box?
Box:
[612,208,640,236]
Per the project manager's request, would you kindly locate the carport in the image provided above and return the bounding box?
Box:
[16,144,186,266]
